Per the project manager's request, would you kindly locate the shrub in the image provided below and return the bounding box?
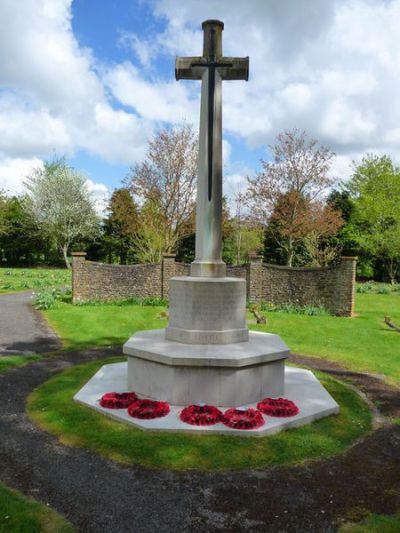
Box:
[258,301,330,316]
[33,286,72,310]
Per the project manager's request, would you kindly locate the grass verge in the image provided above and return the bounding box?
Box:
[0,355,41,374]
[27,357,372,471]
[0,482,74,533]
[339,512,400,532]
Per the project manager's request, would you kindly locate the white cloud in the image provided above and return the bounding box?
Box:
[85,178,110,216]
[0,157,43,195]
[0,0,150,192]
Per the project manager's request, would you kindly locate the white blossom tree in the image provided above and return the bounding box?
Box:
[25,157,100,268]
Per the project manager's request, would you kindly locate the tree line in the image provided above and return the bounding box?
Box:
[1,126,399,283]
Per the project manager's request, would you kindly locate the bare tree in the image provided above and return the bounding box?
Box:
[25,157,99,268]
[126,124,198,256]
[246,129,337,266]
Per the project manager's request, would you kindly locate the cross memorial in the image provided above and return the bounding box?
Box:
[176,20,249,277]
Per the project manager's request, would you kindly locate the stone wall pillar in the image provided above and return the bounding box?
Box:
[336,257,357,316]
[161,254,177,299]
[247,254,264,302]
[71,252,87,303]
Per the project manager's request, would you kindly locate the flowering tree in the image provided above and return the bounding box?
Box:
[25,157,99,268]
[246,129,340,266]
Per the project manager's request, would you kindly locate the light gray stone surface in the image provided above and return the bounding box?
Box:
[124,329,289,367]
[74,363,340,436]
[124,329,289,404]
[166,276,248,344]
[128,356,285,406]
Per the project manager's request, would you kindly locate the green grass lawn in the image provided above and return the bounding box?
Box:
[27,357,372,471]
[0,483,74,533]
[253,292,400,384]
[0,355,41,374]
[0,267,70,294]
[43,292,400,383]
[44,302,167,350]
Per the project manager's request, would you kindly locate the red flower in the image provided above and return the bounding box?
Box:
[222,408,265,430]
[257,397,299,417]
[100,392,138,409]
[128,399,170,419]
[180,404,223,426]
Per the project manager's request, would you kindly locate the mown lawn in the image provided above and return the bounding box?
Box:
[0,267,70,294]
[0,483,74,533]
[43,292,400,383]
[43,301,168,350]
[253,292,400,384]
[27,357,371,471]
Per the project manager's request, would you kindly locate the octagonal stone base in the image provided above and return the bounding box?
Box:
[74,363,340,437]
[123,329,289,407]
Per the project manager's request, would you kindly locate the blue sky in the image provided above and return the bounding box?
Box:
[1,0,400,207]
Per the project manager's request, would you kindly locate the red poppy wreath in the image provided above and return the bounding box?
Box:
[128,399,170,419]
[257,397,299,417]
[222,408,265,430]
[100,392,138,409]
[180,404,223,426]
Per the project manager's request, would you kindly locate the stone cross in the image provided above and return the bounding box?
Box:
[176,20,249,277]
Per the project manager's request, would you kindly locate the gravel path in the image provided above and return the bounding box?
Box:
[0,291,60,354]
[0,349,399,532]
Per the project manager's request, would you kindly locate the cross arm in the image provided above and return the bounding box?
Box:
[218,57,249,81]
[175,57,204,80]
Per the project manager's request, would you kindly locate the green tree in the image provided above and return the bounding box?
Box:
[25,157,100,269]
[0,193,46,265]
[346,154,400,283]
[104,188,139,264]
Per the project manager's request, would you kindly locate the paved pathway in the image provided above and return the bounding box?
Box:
[0,291,60,354]
[0,350,399,532]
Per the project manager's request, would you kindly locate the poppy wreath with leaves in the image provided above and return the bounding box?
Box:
[222,408,265,430]
[100,392,138,409]
[257,397,299,417]
[180,404,223,426]
[128,399,170,419]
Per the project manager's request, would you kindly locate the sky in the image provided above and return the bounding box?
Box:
[1,0,400,209]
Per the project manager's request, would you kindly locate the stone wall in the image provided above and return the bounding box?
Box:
[259,256,356,316]
[72,253,356,316]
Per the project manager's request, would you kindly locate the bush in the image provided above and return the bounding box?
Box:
[377,285,391,294]
[33,286,72,310]
[257,301,330,316]
[357,282,374,293]
[74,296,168,307]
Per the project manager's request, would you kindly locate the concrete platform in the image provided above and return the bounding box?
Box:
[74,362,340,437]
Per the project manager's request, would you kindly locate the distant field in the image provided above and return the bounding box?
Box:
[0,267,70,294]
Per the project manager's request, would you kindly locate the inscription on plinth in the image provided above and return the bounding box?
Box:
[166,276,248,344]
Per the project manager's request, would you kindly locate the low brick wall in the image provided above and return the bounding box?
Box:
[72,253,356,316]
